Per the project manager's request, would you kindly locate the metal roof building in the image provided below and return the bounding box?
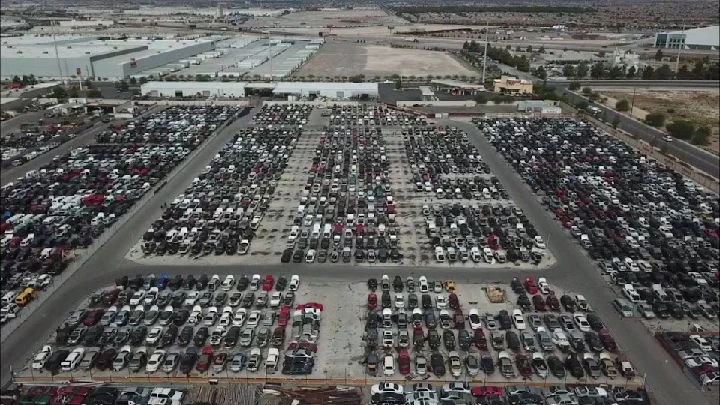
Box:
[141,82,248,98]
[654,25,719,49]
[272,82,379,100]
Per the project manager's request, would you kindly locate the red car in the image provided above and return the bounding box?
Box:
[474,328,487,350]
[448,293,459,310]
[196,346,213,372]
[305,302,324,311]
[262,275,274,291]
[600,329,617,352]
[398,349,410,375]
[471,386,503,397]
[453,310,465,329]
[516,354,532,377]
[83,309,104,326]
[524,277,538,294]
[367,293,377,310]
[278,306,291,326]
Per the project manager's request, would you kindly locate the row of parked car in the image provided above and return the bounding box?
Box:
[140,105,302,256]
[322,104,427,128]
[479,118,719,312]
[362,275,635,383]
[280,120,403,264]
[11,385,185,405]
[370,382,650,405]
[658,331,720,386]
[0,106,244,326]
[34,273,318,376]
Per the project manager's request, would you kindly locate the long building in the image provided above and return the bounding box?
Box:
[654,25,719,50]
[140,81,379,100]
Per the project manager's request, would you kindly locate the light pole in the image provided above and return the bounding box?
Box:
[630,86,637,115]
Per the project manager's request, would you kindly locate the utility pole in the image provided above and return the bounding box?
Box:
[51,19,64,82]
[675,21,685,73]
[481,21,489,85]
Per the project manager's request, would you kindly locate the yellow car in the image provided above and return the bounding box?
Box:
[444,280,456,292]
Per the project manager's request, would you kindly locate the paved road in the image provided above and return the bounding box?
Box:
[0,112,45,134]
[558,89,719,179]
[0,116,711,405]
[548,80,720,89]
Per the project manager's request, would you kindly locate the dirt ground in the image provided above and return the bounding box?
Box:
[292,42,476,79]
[601,90,720,155]
[241,8,406,29]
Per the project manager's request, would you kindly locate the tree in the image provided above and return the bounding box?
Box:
[654,64,673,80]
[27,74,37,85]
[654,48,663,61]
[615,99,630,111]
[534,66,547,81]
[645,112,666,127]
[590,62,606,79]
[582,87,593,96]
[84,79,93,89]
[576,100,590,110]
[139,77,148,85]
[676,64,692,79]
[568,81,581,91]
[11,75,21,84]
[526,45,533,53]
[609,66,624,79]
[612,114,621,129]
[129,77,137,86]
[87,89,102,98]
[68,88,80,98]
[666,120,696,140]
[515,46,522,52]
[538,46,545,53]
[562,64,576,78]
[691,126,710,145]
[52,87,68,99]
[474,95,488,104]
[116,80,129,92]
[641,66,654,80]
[626,66,636,78]
[395,80,402,90]
[575,62,589,78]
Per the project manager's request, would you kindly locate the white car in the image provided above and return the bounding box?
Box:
[250,274,261,291]
[573,313,592,332]
[203,307,219,326]
[305,249,316,263]
[551,329,569,349]
[685,356,719,368]
[468,309,482,330]
[534,236,546,249]
[247,310,261,328]
[289,275,300,291]
[144,287,159,306]
[218,307,233,327]
[448,351,463,377]
[61,347,85,372]
[146,326,164,345]
[395,294,405,310]
[690,335,712,352]
[146,350,166,373]
[184,291,199,307]
[32,345,53,370]
[436,294,447,310]
[512,309,526,330]
[418,276,429,293]
[188,305,203,324]
[663,135,673,142]
[129,290,145,306]
[538,278,550,294]
[383,354,395,376]
[270,292,282,308]
[222,275,235,290]
[233,308,247,326]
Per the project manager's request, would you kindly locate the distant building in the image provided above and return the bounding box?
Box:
[492,76,533,95]
[517,100,562,114]
[419,86,435,101]
[430,79,485,95]
[610,48,640,71]
[654,25,719,50]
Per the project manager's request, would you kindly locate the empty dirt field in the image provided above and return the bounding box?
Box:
[241,8,406,28]
[293,42,477,79]
[601,90,720,155]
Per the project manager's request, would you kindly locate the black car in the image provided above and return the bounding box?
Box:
[585,332,604,352]
[130,326,147,346]
[506,331,521,351]
[481,354,495,374]
[565,354,584,378]
[498,310,512,330]
[430,353,446,377]
[547,355,566,378]
[367,278,378,291]
[517,294,532,310]
[183,275,196,290]
[424,310,437,329]
[196,274,209,290]
[421,294,432,309]
[428,329,441,349]
[276,275,287,291]
[194,327,209,346]
[381,291,391,309]
[179,347,198,374]
[178,326,194,346]
[292,250,303,263]
[173,310,189,326]
[281,249,293,263]
[159,325,178,348]
[585,313,604,331]
[237,275,249,291]
[561,295,577,311]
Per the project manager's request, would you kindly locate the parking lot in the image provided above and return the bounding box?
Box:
[4,383,187,405]
[125,104,311,265]
[15,274,646,390]
[0,106,243,327]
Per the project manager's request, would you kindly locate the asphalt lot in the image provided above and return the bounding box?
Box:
[0,112,46,135]
[557,89,720,179]
[0,114,712,405]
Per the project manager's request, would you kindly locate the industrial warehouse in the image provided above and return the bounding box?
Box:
[140,81,379,100]
[0,34,322,81]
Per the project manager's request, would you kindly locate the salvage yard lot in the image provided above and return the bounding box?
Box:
[292,42,476,79]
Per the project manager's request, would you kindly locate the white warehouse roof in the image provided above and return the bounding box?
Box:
[272,82,378,93]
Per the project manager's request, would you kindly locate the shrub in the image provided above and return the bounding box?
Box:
[615,99,630,111]
[645,113,666,127]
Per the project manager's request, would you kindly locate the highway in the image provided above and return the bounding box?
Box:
[0,115,711,405]
[557,89,720,179]
[548,80,720,89]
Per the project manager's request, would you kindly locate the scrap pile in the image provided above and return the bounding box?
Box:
[185,384,260,405]
[486,285,506,303]
[260,386,363,405]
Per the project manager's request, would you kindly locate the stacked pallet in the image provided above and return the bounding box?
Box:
[261,386,363,405]
[185,384,260,405]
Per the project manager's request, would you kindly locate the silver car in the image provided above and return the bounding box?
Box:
[229,352,246,372]
[240,328,254,347]
[162,352,180,373]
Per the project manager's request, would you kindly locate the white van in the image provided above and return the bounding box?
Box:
[61,348,84,371]
[383,354,395,376]
[613,298,634,317]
